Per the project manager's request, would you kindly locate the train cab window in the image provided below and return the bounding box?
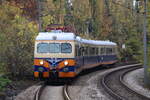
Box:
[37,43,49,53]
[61,43,72,53]
[49,43,61,53]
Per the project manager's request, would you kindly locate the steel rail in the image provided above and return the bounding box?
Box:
[34,83,46,100]
[63,85,71,100]
[120,67,150,99]
[101,64,149,100]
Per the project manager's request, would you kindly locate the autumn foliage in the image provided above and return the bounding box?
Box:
[0,0,150,76]
[7,0,38,20]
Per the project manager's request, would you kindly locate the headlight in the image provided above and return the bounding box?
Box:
[40,60,44,65]
[64,61,68,66]
[63,67,69,72]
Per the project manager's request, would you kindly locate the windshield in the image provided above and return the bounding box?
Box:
[61,43,72,53]
[37,43,49,53]
[49,43,60,53]
[37,43,72,53]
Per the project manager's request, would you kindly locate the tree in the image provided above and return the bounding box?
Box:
[0,1,38,76]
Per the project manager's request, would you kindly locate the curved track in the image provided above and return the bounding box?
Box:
[101,64,150,100]
[34,83,71,100]
[63,85,71,100]
[34,83,46,100]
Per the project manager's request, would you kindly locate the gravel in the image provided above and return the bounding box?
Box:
[67,64,142,100]
[124,68,150,98]
[15,84,41,100]
[40,86,64,100]
[13,64,145,100]
[68,67,116,100]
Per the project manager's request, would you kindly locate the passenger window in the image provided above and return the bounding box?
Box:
[85,47,88,56]
[106,48,113,55]
[101,48,105,55]
[89,47,95,56]
[96,48,98,55]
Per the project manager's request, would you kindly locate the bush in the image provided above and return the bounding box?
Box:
[0,77,11,91]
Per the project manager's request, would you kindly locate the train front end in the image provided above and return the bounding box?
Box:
[33,31,77,80]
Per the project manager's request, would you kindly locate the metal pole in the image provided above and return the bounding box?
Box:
[37,0,42,32]
[143,0,150,86]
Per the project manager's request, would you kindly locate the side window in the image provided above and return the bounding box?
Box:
[61,43,72,53]
[89,47,95,56]
[75,45,79,56]
[112,47,115,54]
[110,48,113,55]
[96,48,98,55]
[106,48,113,55]
[78,47,82,56]
[101,47,105,55]
[99,47,101,55]
[89,47,92,56]
[85,47,88,56]
[113,47,117,55]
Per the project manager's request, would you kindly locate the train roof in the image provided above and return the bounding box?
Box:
[36,31,117,46]
[36,31,76,41]
[76,37,117,46]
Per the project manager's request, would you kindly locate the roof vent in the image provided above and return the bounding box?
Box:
[51,30,62,33]
[52,36,57,40]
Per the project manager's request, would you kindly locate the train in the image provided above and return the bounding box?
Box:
[33,29,118,81]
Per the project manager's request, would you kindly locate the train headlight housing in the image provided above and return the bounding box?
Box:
[40,60,44,65]
[63,67,69,72]
[64,61,69,66]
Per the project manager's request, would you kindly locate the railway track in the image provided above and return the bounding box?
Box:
[63,85,71,100]
[101,64,150,100]
[34,82,46,100]
[34,83,71,100]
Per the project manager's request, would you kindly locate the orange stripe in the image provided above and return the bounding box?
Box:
[34,59,40,65]
[101,60,117,65]
[34,59,50,68]
[43,72,49,78]
[83,60,118,69]
[59,72,76,77]
[58,59,76,69]
[34,72,39,78]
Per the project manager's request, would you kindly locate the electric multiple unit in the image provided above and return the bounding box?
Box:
[33,30,118,80]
